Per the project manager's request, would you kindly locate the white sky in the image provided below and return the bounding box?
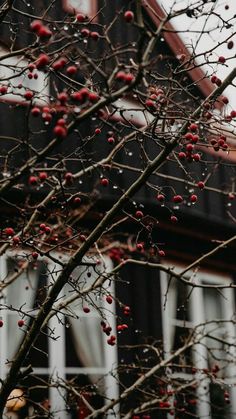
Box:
[159,0,236,109]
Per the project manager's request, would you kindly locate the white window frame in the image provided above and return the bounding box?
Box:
[0,252,119,419]
[160,265,236,419]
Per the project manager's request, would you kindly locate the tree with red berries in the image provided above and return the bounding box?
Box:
[0,0,236,418]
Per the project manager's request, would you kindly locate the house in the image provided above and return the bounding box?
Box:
[0,0,236,418]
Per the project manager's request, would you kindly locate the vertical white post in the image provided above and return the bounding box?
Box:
[103,257,119,419]
[0,255,8,380]
[190,284,211,419]
[222,287,236,418]
[48,262,69,419]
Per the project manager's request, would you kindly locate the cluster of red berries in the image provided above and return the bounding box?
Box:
[145,89,165,110]
[30,20,52,41]
[28,172,48,185]
[123,305,131,316]
[53,118,68,138]
[117,324,128,331]
[210,135,228,152]
[79,28,100,40]
[27,63,38,80]
[108,247,124,263]
[211,75,222,86]
[71,87,100,104]
[115,71,134,84]
[39,223,51,235]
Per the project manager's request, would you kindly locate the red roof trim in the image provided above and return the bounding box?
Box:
[142,0,215,99]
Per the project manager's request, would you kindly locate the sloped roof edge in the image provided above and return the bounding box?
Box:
[143,0,215,99]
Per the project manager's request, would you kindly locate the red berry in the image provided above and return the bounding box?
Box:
[30,20,42,32]
[18,319,25,327]
[36,53,50,69]
[39,172,48,181]
[184,132,194,141]
[230,110,236,118]
[227,40,234,49]
[136,243,143,251]
[31,107,41,117]
[81,28,90,38]
[191,134,199,143]
[189,123,198,132]
[95,128,101,135]
[157,194,165,202]
[116,71,126,81]
[218,55,226,63]
[158,250,165,257]
[24,90,34,100]
[228,193,235,200]
[83,307,90,313]
[28,63,36,72]
[73,196,81,205]
[0,85,8,94]
[45,226,51,235]
[211,75,217,83]
[170,215,178,223]
[90,31,99,40]
[76,13,85,22]
[186,143,194,152]
[178,151,186,160]
[135,210,143,219]
[222,96,229,104]
[125,73,134,84]
[145,99,155,108]
[173,195,183,203]
[216,78,222,86]
[89,92,99,103]
[193,153,200,162]
[29,175,38,185]
[57,92,68,104]
[106,295,113,304]
[197,181,205,189]
[5,227,14,236]
[42,112,52,122]
[53,125,67,138]
[66,65,77,75]
[100,178,109,187]
[12,236,20,244]
[124,10,134,23]
[39,223,46,231]
[32,252,39,260]
[64,172,74,183]
[52,58,67,71]
[190,194,198,203]
[107,137,115,144]
[38,25,52,40]
[0,320,3,327]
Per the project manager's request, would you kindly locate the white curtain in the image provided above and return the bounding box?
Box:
[64,261,109,387]
[6,259,38,360]
[166,280,178,352]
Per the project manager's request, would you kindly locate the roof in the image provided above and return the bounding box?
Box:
[142,0,216,98]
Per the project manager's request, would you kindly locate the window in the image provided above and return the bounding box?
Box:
[63,0,97,17]
[161,268,236,418]
[0,46,49,105]
[0,253,118,419]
